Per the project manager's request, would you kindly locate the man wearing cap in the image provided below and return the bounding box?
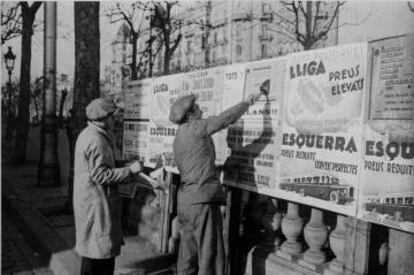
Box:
[170,83,267,275]
[73,98,142,275]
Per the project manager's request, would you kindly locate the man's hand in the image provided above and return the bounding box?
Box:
[245,93,262,106]
[128,160,142,174]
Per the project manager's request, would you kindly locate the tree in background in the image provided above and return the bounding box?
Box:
[151,1,182,75]
[66,1,100,210]
[275,1,344,50]
[106,2,151,80]
[9,1,42,164]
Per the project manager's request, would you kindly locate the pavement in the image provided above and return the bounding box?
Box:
[2,161,176,275]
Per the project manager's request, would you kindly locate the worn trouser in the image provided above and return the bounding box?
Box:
[177,203,225,275]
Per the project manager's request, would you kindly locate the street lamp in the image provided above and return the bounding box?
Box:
[4,46,16,83]
[4,46,16,140]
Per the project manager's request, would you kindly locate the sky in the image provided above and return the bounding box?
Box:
[1,0,414,85]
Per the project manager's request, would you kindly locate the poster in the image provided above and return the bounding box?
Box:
[122,121,148,162]
[222,58,285,193]
[145,121,178,173]
[181,67,223,117]
[279,44,367,216]
[213,64,246,164]
[149,73,184,127]
[124,79,152,120]
[359,34,414,232]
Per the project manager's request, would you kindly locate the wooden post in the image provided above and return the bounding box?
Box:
[161,171,173,253]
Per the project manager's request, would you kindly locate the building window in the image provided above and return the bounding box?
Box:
[236,44,242,56]
[214,32,218,44]
[212,51,216,62]
[261,44,268,58]
[187,41,192,54]
[236,24,241,37]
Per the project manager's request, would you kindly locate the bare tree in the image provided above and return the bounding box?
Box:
[66,1,100,210]
[106,2,150,80]
[1,1,43,44]
[10,1,42,164]
[151,1,183,75]
[275,1,344,50]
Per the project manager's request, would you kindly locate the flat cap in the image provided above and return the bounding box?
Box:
[169,94,196,124]
[86,98,119,121]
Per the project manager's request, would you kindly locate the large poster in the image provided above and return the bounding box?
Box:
[213,64,246,164]
[222,59,285,193]
[146,74,183,171]
[124,79,152,120]
[359,34,414,232]
[279,44,367,216]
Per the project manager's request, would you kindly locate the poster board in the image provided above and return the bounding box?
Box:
[358,34,414,232]
[222,58,286,193]
[278,43,367,216]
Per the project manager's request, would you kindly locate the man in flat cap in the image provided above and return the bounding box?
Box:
[73,98,143,275]
[170,81,268,275]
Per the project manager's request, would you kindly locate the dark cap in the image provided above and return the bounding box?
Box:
[86,98,119,121]
[169,94,196,124]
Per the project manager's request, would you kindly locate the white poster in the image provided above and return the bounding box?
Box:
[279,43,367,216]
[359,34,414,232]
[214,64,246,164]
[222,58,285,193]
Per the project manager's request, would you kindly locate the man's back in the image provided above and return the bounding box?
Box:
[173,119,224,205]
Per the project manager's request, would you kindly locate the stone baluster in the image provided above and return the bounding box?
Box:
[324,214,347,275]
[277,202,303,260]
[260,198,283,251]
[299,208,328,270]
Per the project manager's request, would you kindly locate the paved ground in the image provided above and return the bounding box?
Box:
[2,211,53,275]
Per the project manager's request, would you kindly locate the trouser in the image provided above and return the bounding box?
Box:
[80,257,115,275]
[177,203,225,275]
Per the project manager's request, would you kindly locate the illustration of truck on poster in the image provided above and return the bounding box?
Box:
[279,43,367,216]
[359,34,414,233]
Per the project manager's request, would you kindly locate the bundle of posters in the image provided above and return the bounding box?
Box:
[279,43,367,216]
[358,34,414,233]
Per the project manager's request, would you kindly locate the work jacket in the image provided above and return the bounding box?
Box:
[173,101,250,205]
[73,122,130,259]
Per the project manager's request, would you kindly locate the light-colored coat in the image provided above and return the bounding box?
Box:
[73,122,130,259]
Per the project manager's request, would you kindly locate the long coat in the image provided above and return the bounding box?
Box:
[73,122,130,259]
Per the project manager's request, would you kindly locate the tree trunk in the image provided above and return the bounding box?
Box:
[11,12,35,164]
[131,32,138,80]
[66,1,100,210]
[163,30,170,75]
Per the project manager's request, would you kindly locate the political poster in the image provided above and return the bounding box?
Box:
[359,34,414,232]
[122,121,149,162]
[149,73,184,127]
[145,121,178,173]
[222,58,285,193]
[181,67,224,117]
[279,43,367,216]
[146,74,184,172]
[124,79,152,120]
[213,64,246,164]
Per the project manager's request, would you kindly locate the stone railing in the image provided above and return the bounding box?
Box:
[228,195,372,275]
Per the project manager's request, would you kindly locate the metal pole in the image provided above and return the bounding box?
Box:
[38,2,60,186]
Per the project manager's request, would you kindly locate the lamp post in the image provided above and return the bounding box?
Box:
[38,2,60,186]
[4,46,16,140]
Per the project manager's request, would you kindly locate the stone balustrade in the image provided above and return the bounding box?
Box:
[244,198,354,275]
